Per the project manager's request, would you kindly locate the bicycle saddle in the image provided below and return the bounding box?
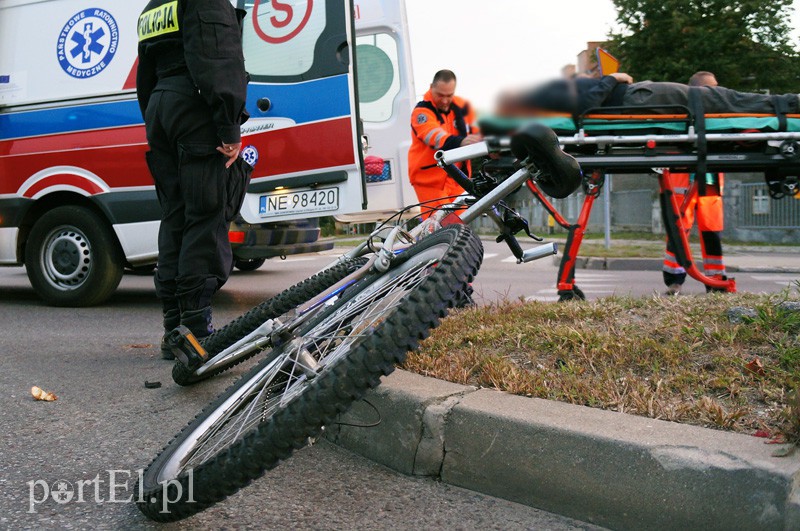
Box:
[510,123,583,198]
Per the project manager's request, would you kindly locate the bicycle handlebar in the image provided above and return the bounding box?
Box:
[434,142,489,166]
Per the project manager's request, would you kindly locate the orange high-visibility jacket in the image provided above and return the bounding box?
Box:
[408,90,479,200]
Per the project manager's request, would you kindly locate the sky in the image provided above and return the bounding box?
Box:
[404,0,800,112]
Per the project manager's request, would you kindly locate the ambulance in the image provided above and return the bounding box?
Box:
[0,0,418,306]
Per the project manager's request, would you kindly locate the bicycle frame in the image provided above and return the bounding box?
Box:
[196,139,556,371]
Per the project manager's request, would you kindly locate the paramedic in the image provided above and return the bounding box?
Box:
[409,70,482,216]
[498,72,799,116]
[136,0,249,358]
[663,72,727,295]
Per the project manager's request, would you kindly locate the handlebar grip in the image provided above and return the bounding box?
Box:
[435,142,489,165]
[520,242,558,263]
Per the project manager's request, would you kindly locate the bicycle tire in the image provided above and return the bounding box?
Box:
[136,225,483,521]
[172,257,368,386]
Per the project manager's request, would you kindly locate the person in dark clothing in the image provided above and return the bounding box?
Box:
[499,72,799,116]
[136,0,249,359]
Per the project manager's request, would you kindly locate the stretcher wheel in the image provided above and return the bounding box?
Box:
[557,287,585,302]
[510,123,583,199]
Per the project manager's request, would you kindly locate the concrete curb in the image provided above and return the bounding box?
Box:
[325,370,800,530]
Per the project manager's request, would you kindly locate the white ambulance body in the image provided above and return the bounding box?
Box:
[0,0,416,306]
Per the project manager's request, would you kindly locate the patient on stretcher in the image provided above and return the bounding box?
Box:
[496,72,799,116]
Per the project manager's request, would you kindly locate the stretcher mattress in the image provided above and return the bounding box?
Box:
[479,112,800,184]
[480,113,800,135]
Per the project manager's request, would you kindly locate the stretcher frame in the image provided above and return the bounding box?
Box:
[483,107,800,300]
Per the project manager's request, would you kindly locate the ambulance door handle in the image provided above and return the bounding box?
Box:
[256,97,271,112]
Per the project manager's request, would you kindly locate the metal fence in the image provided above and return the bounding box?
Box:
[733,182,800,229]
[468,179,799,242]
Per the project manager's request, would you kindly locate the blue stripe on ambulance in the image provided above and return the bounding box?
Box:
[0,75,351,141]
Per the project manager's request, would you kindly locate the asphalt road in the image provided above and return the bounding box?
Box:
[0,257,604,529]
[0,239,795,528]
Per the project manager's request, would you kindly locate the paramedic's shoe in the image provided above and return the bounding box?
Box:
[665,283,683,296]
[706,275,729,293]
[164,326,208,372]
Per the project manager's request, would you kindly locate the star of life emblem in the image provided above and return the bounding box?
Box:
[57,9,119,79]
[241,145,259,167]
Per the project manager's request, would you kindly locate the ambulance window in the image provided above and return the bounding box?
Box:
[356,33,400,123]
[239,0,348,81]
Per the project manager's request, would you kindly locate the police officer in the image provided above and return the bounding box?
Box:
[136,0,249,357]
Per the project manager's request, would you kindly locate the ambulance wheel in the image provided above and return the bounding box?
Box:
[25,206,123,307]
[234,258,266,271]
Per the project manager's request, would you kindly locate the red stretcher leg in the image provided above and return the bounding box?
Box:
[659,170,736,293]
[527,171,604,301]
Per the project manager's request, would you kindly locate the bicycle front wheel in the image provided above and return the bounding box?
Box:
[136,224,482,521]
[172,257,368,386]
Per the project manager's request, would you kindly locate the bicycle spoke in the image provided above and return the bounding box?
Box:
[137,225,483,522]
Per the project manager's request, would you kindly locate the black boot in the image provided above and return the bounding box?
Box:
[180,306,214,339]
[160,307,181,360]
[164,306,213,371]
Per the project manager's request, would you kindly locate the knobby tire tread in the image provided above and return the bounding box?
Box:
[136,225,483,522]
[172,257,367,385]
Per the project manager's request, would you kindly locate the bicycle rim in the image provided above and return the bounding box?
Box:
[136,225,483,521]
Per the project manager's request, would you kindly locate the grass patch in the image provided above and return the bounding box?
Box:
[403,287,800,444]
[573,241,666,258]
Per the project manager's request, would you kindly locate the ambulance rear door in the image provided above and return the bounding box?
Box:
[345,0,419,222]
[236,0,366,224]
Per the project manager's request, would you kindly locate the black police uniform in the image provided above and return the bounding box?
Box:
[136,0,248,340]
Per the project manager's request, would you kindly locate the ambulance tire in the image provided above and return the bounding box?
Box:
[233,258,265,271]
[25,206,123,307]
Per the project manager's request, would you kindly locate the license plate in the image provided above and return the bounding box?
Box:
[259,187,339,217]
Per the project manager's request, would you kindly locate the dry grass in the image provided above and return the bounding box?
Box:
[403,287,800,444]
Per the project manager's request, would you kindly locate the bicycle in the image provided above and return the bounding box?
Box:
[135,122,582,521]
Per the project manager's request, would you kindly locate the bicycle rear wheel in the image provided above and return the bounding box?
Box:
[172,257,367,386]
[136,224,482,521]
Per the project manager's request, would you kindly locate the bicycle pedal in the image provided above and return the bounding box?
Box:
[165,325,208,372]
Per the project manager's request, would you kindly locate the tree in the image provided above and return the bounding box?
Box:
[606,0,800,93]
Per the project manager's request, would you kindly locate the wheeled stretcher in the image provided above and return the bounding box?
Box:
[479,105,800,300]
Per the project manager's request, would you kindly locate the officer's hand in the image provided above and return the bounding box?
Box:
[217,142,242,168]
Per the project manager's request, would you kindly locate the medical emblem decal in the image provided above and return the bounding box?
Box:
[57,9,119,79]
[242,145,259,167]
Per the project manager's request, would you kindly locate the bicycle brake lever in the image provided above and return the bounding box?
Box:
[522,224,543,242]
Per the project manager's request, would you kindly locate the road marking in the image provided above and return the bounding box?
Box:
[536,288,617,295]
[524,295,560,302]
[282,257,319,263]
